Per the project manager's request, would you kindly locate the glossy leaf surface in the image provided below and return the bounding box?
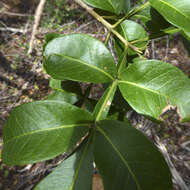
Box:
[47,91,78,105]
[94,120,172,190]
[149,0,190,38]
[49,78,83,96]
[3,100,93,165]
[44,34,117,83]
[82,0,130,15]
[93,81,117,121]
[43,33,65,50]
[119,59,190,122]
[48,78,79,104]
[35,136,93,190]
[116,20,148,55]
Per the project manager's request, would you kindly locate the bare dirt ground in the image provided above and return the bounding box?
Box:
[0,1,190,189]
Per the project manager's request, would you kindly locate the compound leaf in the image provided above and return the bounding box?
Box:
[2,100,93,165]
[94,120,172,190]
[119,59,190,122]
[149,0,190,38]
[82,0,130,15]
[34,135,94,190]
[44,34,117,83]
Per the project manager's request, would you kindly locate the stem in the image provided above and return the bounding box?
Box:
[81,83,93,109]
[112,1,150,29]
[102,15,118,20]
[130,27,181,44]
[127,1,150,18]
[75,0,142,54]
[117,48,128,78]
[95,80,118,122]
[104,31,111,45]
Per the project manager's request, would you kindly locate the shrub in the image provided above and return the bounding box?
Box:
[2,0,190,189]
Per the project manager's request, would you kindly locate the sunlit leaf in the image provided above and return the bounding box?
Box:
[44,34,117,83]
[82,0,130,15]
[47,91,78,104]
[119,59,190,122]
[149,0,190,38]
[116,20,148,55]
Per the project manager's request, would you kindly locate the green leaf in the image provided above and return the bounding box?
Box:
[49,78,62,90]
[94,120,172,190]
[44,34,117,83]
[116,20,148,55]
[49,78,83,96]
[119,59,190,122]
[132,5,170,36]
[34,134,94,190]
[48,78,80,104]
[45,33,65,44]
[113,37,123,60]
[2,100,93,165]
[82,0,130,15]
[149,0,190,38]
[43,33,65,50]
[47,91,78,105]
[93,81,117,121]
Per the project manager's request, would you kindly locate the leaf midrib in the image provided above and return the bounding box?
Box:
[4,123,91,144]
[97,126,141,190]
[69,134,92,190]
[96,80,117,121]
[49,53,114,81]
[155,0,190,27]
[119,80,170,100]
[121,23,129,41]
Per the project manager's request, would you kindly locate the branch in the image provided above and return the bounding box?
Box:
[0,11,32,17]
[75,0,142,54]
[0,27,27,34]
[28,0,47,54]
